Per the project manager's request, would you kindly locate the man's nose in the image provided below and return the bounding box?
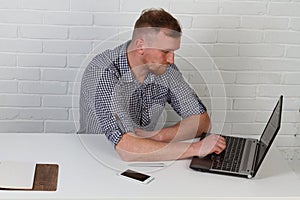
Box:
[166,51,174,64]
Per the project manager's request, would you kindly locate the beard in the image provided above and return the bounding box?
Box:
[149,63,168,76]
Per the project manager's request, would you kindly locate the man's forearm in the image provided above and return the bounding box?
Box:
[149,112,211,142]
[115,132,198,162]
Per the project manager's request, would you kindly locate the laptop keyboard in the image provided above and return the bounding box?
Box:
[211,136,246,172]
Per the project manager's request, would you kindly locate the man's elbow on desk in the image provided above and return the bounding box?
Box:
[115,133,150,162]
[115,132,176,162]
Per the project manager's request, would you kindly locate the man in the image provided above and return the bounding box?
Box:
[78,8,226,161]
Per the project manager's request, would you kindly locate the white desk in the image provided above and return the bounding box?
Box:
[0,133,300,199]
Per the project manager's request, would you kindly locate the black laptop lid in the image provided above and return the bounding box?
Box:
[254,95,283,173]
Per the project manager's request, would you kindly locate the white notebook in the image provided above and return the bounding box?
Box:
[0,161,36,189]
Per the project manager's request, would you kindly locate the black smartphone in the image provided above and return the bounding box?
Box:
[118,169,154,184]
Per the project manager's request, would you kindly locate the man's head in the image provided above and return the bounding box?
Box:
[133,8,181,36]
[130,8,182,76]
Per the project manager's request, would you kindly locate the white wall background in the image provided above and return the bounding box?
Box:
[0,0,300,153]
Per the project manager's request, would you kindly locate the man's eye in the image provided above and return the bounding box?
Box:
[161,50,170,54]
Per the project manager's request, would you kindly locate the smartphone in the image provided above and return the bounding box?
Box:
[118,169,154,184]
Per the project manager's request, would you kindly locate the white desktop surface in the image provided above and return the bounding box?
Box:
[0,133,299,199]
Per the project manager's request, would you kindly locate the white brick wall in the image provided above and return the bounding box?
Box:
[0,0,299,150]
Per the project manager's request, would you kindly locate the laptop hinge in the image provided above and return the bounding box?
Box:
[239,139,258,178]
[251,141,260,176]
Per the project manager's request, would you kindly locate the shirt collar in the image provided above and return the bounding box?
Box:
[117,41,134,83]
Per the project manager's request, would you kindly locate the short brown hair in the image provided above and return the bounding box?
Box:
[133,8,182,38]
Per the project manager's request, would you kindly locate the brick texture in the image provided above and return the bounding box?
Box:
[0,0,299,149]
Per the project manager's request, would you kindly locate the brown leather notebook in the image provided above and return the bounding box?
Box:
[0,164,59,191]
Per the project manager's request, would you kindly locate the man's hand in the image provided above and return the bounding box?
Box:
[197,134,226,157]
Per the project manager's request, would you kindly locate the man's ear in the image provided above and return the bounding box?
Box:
[135,39,144,55]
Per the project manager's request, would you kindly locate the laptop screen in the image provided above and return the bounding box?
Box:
[255,96,283,171]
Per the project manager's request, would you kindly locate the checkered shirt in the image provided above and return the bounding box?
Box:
[78,41,207,145]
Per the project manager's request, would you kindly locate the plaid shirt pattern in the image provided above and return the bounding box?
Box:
[78,41,207,145]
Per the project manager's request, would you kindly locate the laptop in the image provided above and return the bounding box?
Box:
[189,95,283,179]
